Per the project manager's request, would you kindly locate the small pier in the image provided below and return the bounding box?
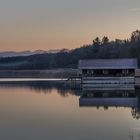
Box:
[67,76,82,89]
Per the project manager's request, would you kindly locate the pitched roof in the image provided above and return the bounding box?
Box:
[78,59,138,69]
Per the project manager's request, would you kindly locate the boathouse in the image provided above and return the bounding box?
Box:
[78,59,138,89]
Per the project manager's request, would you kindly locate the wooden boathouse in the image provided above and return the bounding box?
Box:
[78,58,138,89]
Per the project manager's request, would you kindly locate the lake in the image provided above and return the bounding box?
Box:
[0,79,140,140]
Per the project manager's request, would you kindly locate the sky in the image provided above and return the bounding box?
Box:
[0,0,140,51]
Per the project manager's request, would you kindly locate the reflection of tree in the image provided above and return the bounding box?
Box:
[104,106,109,110]
[131,94,140,120]
[28,81,81,97]
[128,131,134,140]
[131,108,140,120]
[0,81,81,97]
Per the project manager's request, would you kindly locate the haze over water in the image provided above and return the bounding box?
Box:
[0,80,139,140]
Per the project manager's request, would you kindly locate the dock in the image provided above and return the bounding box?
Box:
[67,76,82,89]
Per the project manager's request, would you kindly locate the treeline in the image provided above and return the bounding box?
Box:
[0,30,140,69]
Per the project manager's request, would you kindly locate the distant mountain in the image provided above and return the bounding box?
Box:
[0,50,46,58]
[47,49,69,54]
[47,49,62,54]
[0,49,69,58]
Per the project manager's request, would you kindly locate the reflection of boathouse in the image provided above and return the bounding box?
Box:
[79,89,140,119]
[79,90,137,108]
[78,59,138,89]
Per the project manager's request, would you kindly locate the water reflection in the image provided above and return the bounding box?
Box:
[0,81,140,140]
[79,89,140,120]
[0,80,140,121]
[0,80,82,97]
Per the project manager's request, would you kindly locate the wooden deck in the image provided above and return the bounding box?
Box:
[81,77,135,90]
[67,69,140,89]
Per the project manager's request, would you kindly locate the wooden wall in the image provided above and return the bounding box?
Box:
[135,69,140,87]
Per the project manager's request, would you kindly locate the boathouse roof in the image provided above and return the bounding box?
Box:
[78,58,138,69]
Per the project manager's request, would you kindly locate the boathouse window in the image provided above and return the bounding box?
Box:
[102,70,109,75]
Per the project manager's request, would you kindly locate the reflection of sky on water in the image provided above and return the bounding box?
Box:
[0,81,140,140]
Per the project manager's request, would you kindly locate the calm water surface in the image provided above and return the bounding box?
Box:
[0,80,140,140]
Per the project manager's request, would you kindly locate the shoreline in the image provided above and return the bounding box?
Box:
[0,69,80,78]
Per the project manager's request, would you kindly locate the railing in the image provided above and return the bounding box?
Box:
[82,77,135,84]
[82,77,135,90]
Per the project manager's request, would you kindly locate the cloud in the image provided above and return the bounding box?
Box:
[129,8,140,12]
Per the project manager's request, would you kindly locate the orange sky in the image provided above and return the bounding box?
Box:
[0,0,140,51]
